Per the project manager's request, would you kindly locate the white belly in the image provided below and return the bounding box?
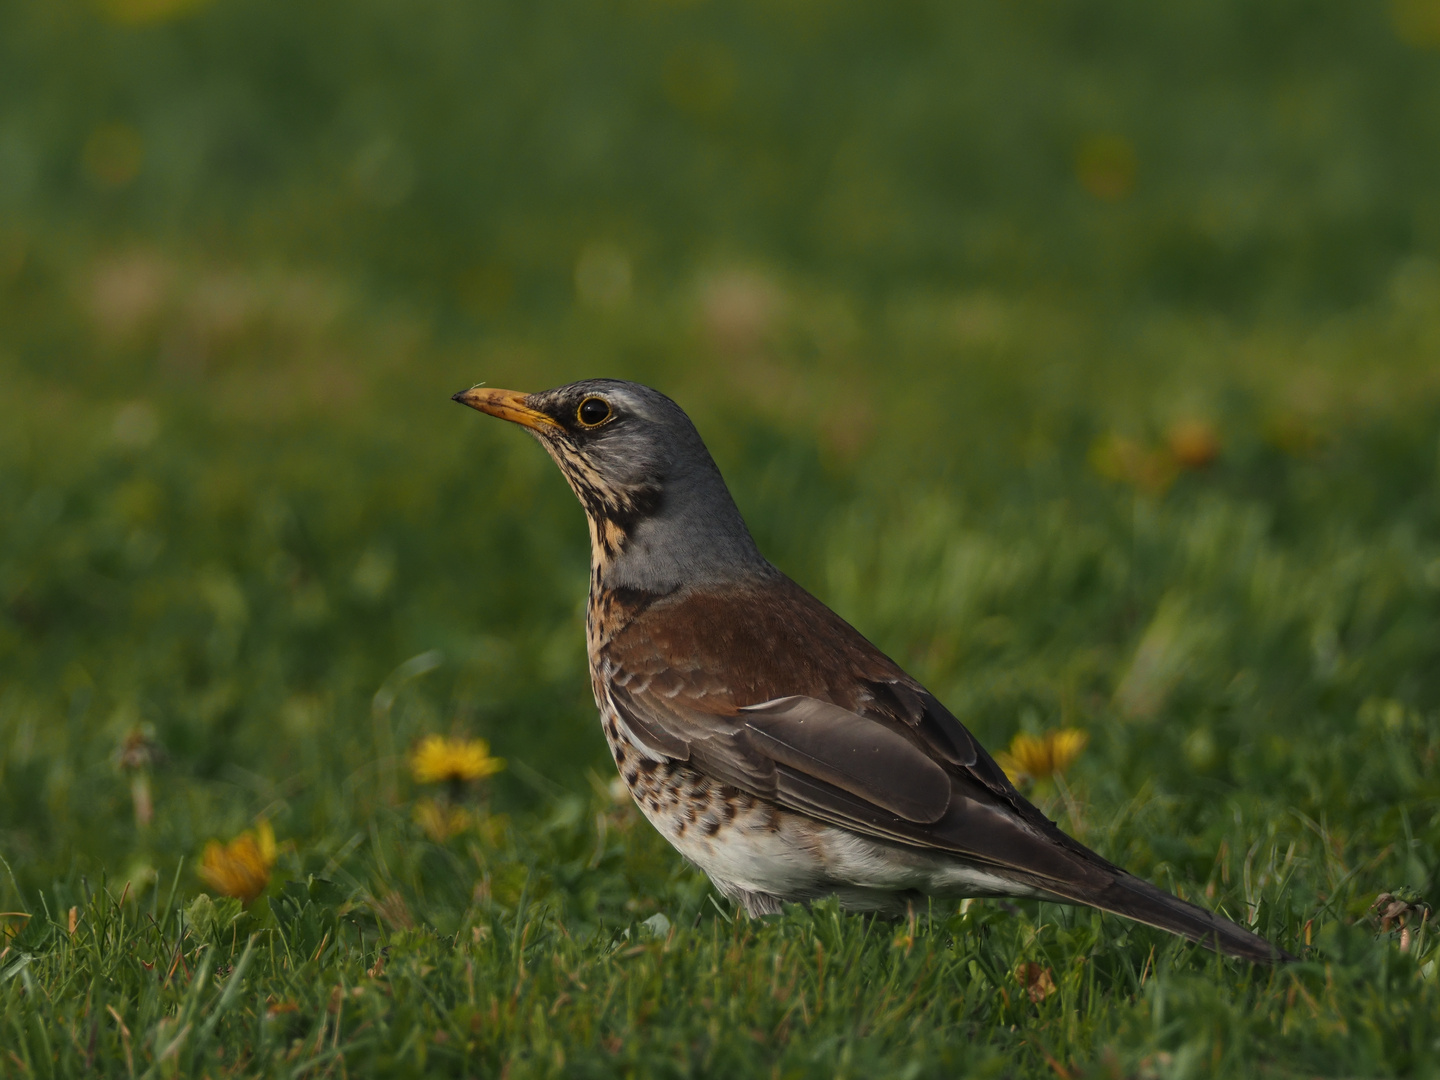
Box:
[595,697,1044,915]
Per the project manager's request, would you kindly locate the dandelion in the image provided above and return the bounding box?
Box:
[199,821,276,904]
[995,729,1088,786]
[409,735,505,786]
[409,735,504,843]
[1167,419,1220,470]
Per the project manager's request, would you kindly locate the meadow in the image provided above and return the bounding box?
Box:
[3,0,1440,1075]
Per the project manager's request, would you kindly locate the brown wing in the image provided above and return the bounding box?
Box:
[741,696,950,823]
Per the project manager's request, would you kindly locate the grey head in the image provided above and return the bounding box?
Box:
[452,379,772,593]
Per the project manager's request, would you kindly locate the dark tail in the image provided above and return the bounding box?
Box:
[1051,870,1296,963]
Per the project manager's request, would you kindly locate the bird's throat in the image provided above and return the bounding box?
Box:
[586,513,631,577]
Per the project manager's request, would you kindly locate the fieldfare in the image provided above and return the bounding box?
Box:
[454,379,1291,963]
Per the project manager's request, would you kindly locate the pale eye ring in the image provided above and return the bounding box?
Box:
[576,397,612,427]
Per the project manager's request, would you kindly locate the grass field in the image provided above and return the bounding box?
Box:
[4,1,1440,1076]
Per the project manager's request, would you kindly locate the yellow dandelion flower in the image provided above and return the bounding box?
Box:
[995,729,1088,785]
[413,798,474,842]
[409,735,505,785]
[199,821,276,904]
[1167,419,1220,470]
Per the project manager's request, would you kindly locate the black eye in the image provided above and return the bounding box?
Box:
[576,397,612,427]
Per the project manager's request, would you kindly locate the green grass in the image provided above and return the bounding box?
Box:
[5,0,1440,1075]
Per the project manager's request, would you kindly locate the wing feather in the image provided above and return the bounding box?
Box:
[740,696,950,823]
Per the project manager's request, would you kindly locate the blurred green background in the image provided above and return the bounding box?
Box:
[3,0,1440,939]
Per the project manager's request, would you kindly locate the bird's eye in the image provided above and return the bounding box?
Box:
[576,397,612,427]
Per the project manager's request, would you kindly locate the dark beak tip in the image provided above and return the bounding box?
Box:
[450,390,469,403]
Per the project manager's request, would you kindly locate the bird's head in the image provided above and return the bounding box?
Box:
[454,379,766,590]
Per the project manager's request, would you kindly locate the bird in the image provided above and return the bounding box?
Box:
[453,378,1292,963]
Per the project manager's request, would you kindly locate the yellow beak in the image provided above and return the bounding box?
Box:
[451,387,561,431]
